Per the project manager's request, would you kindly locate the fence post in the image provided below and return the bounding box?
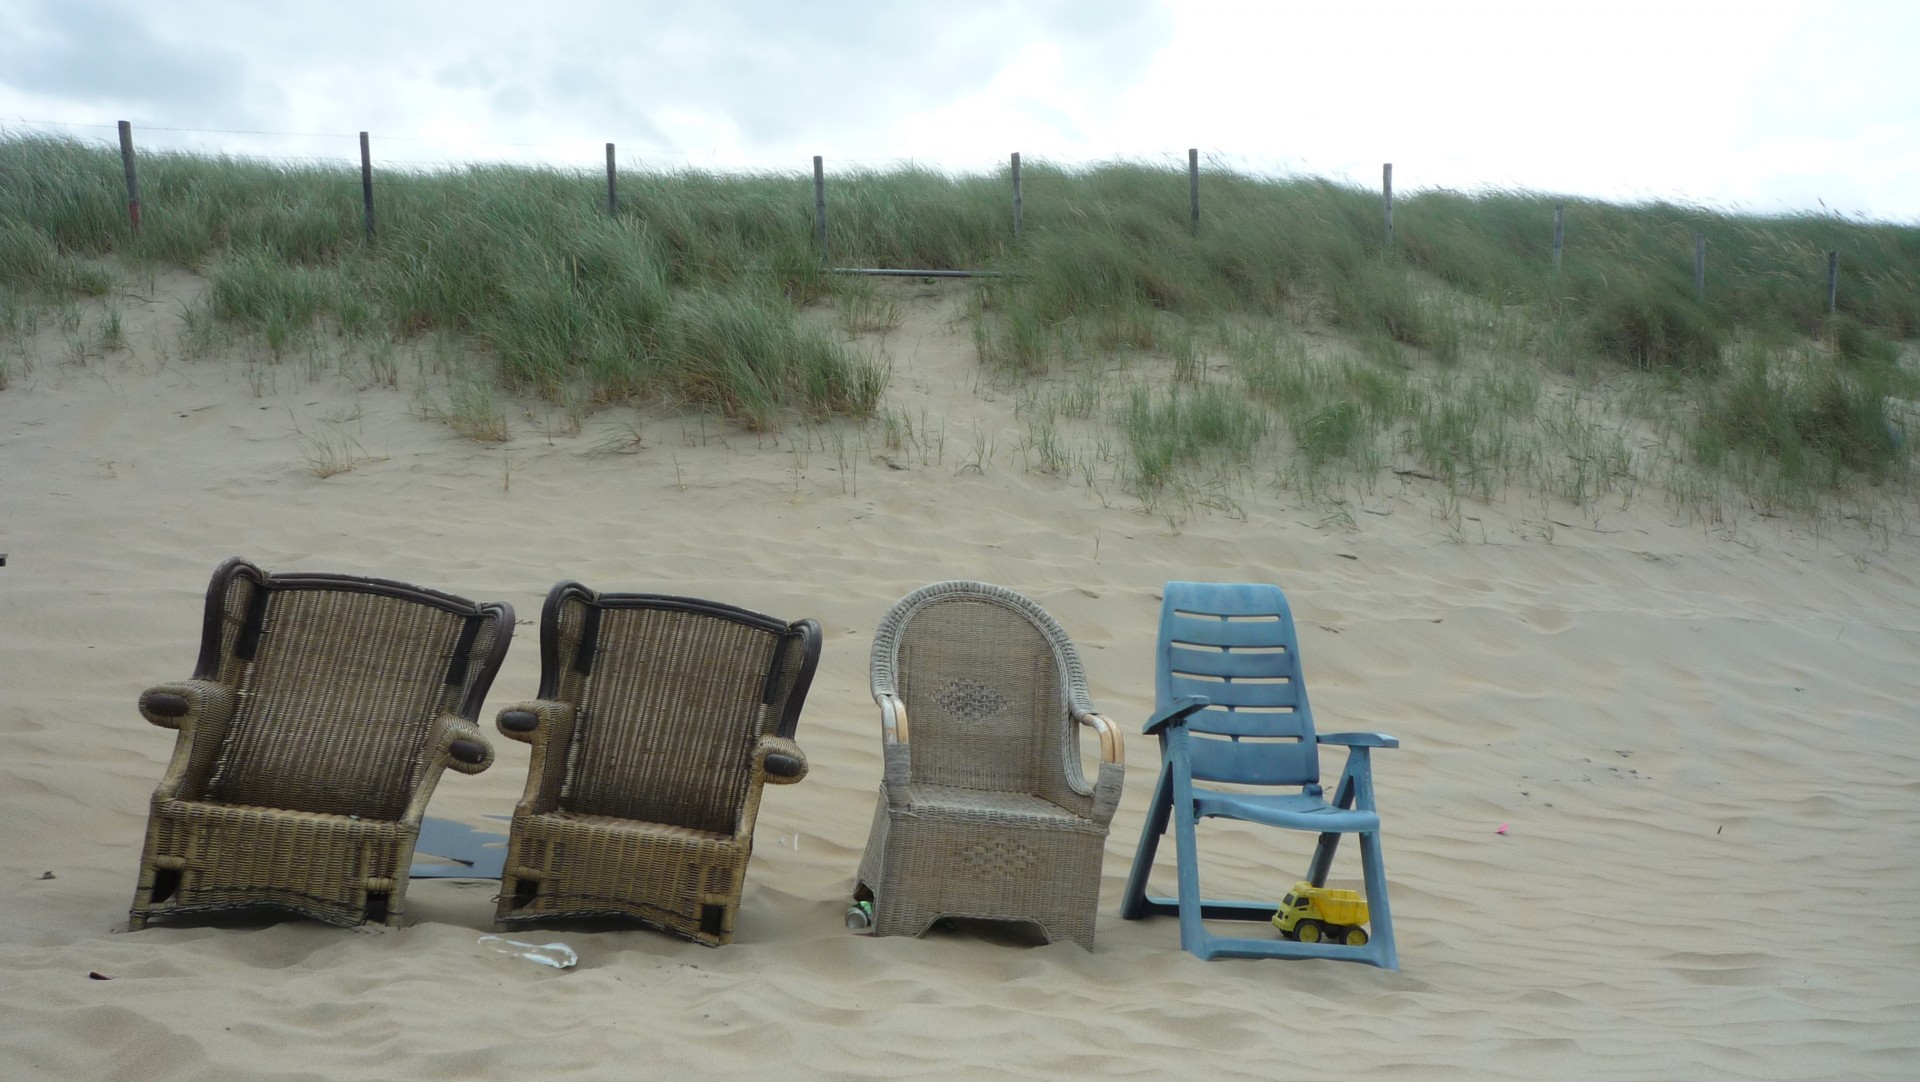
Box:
[1553,206,1564,272]
[1695,232,1706,300]
[1827,250,1839,315]
[606,143,617,215]
[813,155,829,268]
[1382,162,1394,250]
[1011,151,1023,242]
[117,121,141,236]
[359,132,375,241]
[1188,148,1200,235]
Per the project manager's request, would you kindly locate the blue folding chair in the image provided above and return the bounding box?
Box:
[1120,581,1399,967]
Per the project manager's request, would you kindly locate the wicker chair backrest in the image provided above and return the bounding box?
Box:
[875,583,1089,798]
[549,592,809,834]
[200,566,507,820]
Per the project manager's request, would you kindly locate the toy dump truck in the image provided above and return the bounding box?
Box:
[1271,880,1370,946]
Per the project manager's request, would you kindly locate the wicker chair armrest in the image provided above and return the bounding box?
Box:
[1089,759,1125,827]
[875,694,912,804]
[495,700,576,747]
[1074,709,1124,767]
[877,693,910,745]
[755,735,809,785]
[436,716,495,776]
[139,680,235,730]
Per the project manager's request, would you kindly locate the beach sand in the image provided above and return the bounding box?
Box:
[3,275,1917,1080]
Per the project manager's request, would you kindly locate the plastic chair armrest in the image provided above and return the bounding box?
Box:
[1144,694,1211,735]
[1318,731,1400,749]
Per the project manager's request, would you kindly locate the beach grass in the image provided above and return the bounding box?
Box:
[3,132,1917,516]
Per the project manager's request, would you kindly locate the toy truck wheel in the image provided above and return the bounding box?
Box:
[1295,920,1325,944]
[1341,925,1369,947]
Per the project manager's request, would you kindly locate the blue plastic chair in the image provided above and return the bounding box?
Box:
[1120,581,1399,967]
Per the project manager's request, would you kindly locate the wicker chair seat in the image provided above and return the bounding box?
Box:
[887,783,1109,834]
[499,810,744,929]
[144,799,410,925]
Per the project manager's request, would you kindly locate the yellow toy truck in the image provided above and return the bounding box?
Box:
[1271,880,1370,946]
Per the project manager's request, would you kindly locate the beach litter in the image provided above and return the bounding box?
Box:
[1496,823,1510,835]
[477,935,577,969]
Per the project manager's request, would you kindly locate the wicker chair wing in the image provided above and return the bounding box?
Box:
[130,558,513,930]
[496,583,819,945]
[856,581,1121,950]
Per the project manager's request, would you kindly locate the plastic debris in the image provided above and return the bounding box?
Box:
[477,935,577,969]
[1495,823,1510,835]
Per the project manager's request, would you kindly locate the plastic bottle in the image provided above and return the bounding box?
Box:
[477,934,577,969]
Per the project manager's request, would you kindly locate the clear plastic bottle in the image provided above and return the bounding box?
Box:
[477,934,577,969]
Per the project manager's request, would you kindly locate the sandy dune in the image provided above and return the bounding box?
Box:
[3,276,1917,1080]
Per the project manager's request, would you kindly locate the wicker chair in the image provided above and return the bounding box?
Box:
[854,581,1123,949]
[129,558,513,929]
[492,582,821,946]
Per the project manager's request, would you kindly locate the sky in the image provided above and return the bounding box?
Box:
[3,0,1917,221]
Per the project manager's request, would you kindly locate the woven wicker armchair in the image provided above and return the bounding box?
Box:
[129,558,513,930]
[492,582,821,946]
[854,581,1123,949]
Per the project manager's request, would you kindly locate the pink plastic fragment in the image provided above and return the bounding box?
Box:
[1495,823,1509,835]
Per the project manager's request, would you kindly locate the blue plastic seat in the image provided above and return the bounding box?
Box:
[1119,581,1399,968]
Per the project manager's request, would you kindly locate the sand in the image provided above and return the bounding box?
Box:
[3,275,1918,1080]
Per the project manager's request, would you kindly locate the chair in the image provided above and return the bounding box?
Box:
[492,582,820,946]
[129,557,512,929]
[1120,581,1399,968]
[854,581,1123,949]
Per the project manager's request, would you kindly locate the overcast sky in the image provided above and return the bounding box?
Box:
[3,0,1916,221]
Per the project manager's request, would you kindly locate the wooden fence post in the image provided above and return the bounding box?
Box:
[1553,205,1564,272]
[1188,148,1200,235]
[1695,232,1706,300]
[117,121,140,236]
[1828,250,1840,315]
[1011,151,1023,242]
[813,155,829,268]
[1382,162,1394,250]
[605,143,617,215]
[359,132,375,241]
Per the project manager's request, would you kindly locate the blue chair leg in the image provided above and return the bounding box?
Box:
[1358,828,1397,970]
[1120,760,1176,920]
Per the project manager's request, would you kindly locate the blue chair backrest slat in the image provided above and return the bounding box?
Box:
[1167,673,1304,709]
[1186,732,1317,786]
[1164,613,1292,649]
[1166,643,1295,680]
[1185,706,1313,740]
[1164,581,1288,617]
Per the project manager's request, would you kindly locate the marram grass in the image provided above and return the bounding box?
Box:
[3,133,1917,510]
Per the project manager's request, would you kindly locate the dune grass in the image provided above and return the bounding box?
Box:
[3,133,1917,517]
